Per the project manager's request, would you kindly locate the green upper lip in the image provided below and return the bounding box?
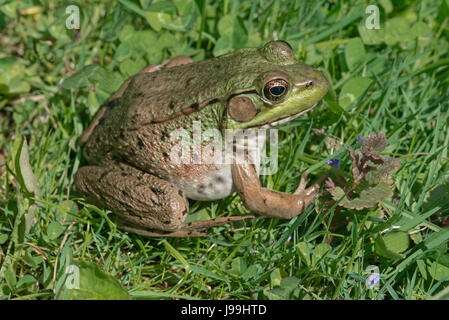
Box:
[254,103,317,128]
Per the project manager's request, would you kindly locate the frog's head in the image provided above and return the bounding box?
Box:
[227,40,329,129]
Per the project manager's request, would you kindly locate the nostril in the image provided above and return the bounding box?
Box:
[305,81,313,88]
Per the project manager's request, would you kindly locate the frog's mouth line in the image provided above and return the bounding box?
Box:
[257,103,317,129]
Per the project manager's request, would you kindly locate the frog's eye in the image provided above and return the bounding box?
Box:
[263,78,289,102]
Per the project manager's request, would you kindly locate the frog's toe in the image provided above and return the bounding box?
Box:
[119,222,208,238]
[183,215,256,231]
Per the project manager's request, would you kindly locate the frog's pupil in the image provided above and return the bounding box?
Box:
[270,86,285,96]
[263,78,289,102]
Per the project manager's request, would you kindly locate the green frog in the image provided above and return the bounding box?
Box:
[75,40,329,237]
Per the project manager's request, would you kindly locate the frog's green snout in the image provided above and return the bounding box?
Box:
[291,67,329,103]
[309,69,329,100]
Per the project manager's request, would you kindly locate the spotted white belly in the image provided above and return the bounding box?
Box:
[169,164,234,200]
[169,136,264,201]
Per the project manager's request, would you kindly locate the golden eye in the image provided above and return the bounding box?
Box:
[263,78,289,102]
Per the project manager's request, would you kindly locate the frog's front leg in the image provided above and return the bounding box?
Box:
[231,163,322,219]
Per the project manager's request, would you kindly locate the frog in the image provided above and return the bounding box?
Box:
[74,40,329,237]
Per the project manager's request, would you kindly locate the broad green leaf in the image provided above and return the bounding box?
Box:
[411,21,432,45]
[119,58,147,77]
[23,251,40,269]
[214,14,248,56]
[14,137,40,233]
[312,243,332,266]
[7,77,31,94]
[0,234,8,245]
[384,17,413,45]
[58,260,130,300]
[132,30,159,53]
[379,0,393,13]
[184,209,210,223]
[345,38,366,70]
[296,242,311,267]
[263,287,285,300]
[143,11,172,32]
[47,221,65,240]
[118,0,166,31]
[375,232,406,260]
[331,181,393,210]
[57,200,78,224]
[0,2,18,18]
[114,43,133,62]
[18,138,40,196]
[280,276,300,292]
[87,91,100,115]
[118,24,136,42]
[241,264,259,281]
[61,65,101,89]
[338,77,372,108]
[89,68,124,95]
[270,268,282,288]
[358,25,384,45]
[213,35,233,57]
[4,270,17,292]
[169,0,199,31]
[48,22,71,44]
[305,44,322,65]
[364,158,401,185]
[156,32,177,50]
[416,259,428,280]
[423,182,449,213]
[63,66,124,109]
[383,231,410,253]
[230,257,247,276]
[0,57,31,94]
[427,260,449,281]
[17,275,37,290]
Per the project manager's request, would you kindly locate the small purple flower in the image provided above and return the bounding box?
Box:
[327,158,340,169]
[357,136,365,142]
[368,273,381,286]
[287,235,292,243]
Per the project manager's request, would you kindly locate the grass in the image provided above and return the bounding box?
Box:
[1,0,449,300]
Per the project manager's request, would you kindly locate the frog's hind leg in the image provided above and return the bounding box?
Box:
[75,164,256,238]
[119,215,256,238]
[75,165,190,234]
